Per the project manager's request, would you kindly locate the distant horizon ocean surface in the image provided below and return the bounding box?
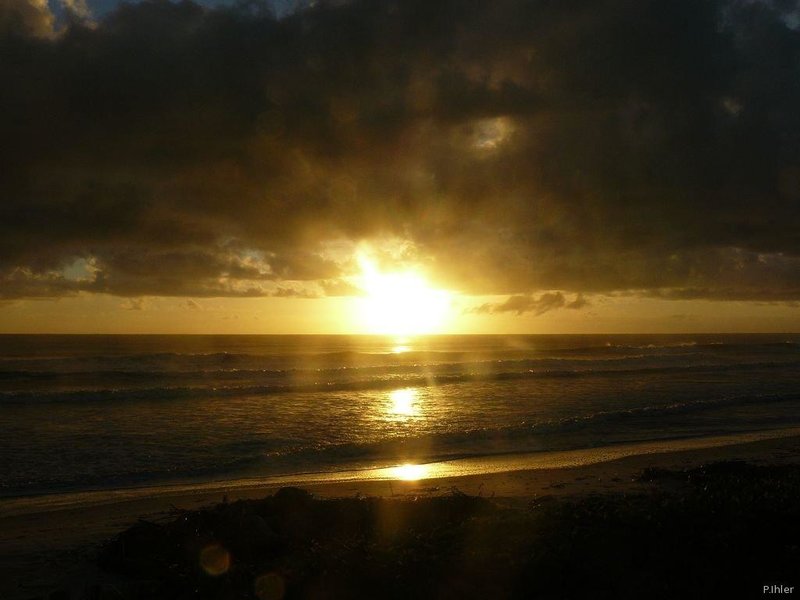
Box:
[2,333,800,499]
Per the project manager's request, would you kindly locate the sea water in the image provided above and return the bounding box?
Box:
[1,334,799,498]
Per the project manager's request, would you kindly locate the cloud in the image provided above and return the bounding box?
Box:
[566,293,589,310]
[60,0,92,21]
[0,0,54,37]
[2,0,800,301]
[271,286,320,298]
[470,291,588,316]
[319,278,361,296]
[120,297,147,310]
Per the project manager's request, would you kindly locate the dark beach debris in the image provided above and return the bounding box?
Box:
[97,487,495,599]
[640,459,800,490]
[88,465,800,599]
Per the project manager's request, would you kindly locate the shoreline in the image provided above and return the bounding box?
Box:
[3,429,800,598]
[3,425,800,519]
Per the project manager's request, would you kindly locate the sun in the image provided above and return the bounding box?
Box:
[355,255,452,335]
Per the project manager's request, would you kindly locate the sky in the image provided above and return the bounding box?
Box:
[1,0,800,333]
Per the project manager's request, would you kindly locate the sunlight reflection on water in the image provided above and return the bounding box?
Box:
[389,463,430,481]
[388,388,419,417]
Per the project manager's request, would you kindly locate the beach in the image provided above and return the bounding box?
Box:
[5,0,800,594]
[3,334,800,597]
[4,429,800,599]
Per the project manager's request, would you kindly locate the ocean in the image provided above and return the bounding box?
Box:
[1,334,799,499]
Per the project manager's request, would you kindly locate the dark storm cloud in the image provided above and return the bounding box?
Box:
[1,0,53,36]
[2,0,800,300]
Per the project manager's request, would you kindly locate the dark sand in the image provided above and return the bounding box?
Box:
[3,430,800,599]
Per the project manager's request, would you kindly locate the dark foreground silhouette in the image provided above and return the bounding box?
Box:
[72,462,800,599]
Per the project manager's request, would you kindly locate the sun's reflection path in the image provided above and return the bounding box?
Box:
[390,463,430,481]
[388,388,419,417]
[391,335,411,354]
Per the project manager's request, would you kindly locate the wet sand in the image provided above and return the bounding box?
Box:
[3,429,800,599]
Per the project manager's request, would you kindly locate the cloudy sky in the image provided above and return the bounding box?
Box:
[1,0,799,333]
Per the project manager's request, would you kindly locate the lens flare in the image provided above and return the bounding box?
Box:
[254,572,285,600]
[200,543,230,576]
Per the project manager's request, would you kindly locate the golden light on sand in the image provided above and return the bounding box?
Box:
[389,388,419,417]
[391,463,429,481]
[355,255,451,335]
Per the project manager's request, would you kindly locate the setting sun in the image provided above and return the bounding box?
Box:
[355,255,452,335]
[4,0,800,596]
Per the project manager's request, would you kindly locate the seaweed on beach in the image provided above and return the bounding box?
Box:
[87,462,800,599]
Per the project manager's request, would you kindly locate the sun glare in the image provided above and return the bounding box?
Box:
[391,463,429,481]
[355,255,452,335]
[389,388,419,417]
